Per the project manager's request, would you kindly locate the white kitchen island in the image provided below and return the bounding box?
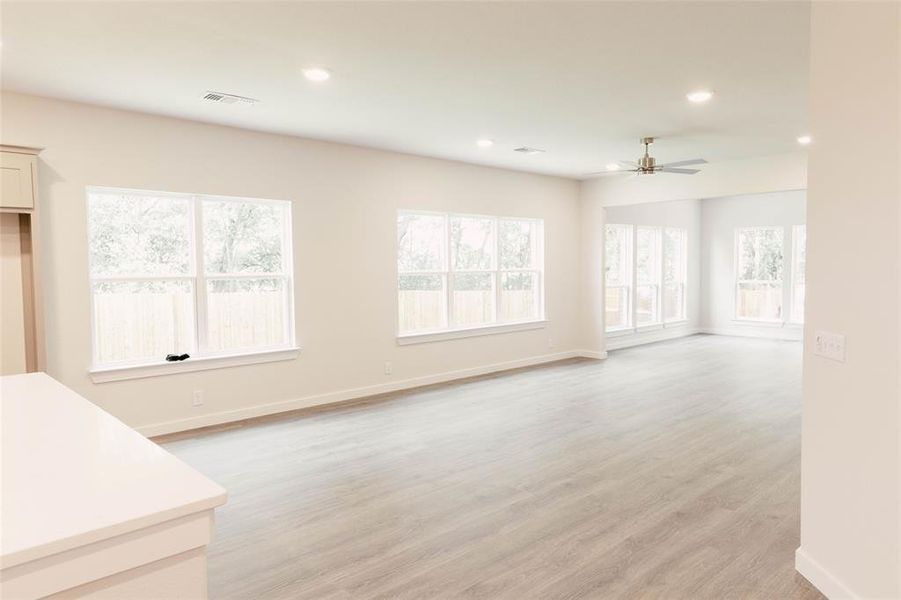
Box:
[0,373,227,599]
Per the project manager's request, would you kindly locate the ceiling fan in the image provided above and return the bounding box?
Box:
[585,137,707,177]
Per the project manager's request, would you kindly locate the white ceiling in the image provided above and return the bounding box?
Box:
[0,1,810,179]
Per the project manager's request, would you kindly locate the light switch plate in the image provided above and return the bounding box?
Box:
[814,330,845,362]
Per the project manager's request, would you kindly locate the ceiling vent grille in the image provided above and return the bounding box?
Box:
[202,91,259,105]
[513,146,546,155]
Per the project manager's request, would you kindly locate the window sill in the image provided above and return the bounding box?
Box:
[90,347,301,383]
[397,320,547,345]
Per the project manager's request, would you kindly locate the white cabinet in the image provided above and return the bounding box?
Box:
[1,148,37,210]
[0,145,43,374]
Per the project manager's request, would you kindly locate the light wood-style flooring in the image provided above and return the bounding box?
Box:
[162,335,823,599]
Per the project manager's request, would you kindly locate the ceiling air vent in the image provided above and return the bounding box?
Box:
[202,91,259,105]
[513,146,546,155]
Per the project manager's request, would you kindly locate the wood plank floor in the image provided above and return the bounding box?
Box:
[162,335,823,599]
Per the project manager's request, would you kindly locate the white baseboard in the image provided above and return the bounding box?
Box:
[139,349,605,437]
[795,547,859,599]
[700,325,802,341]
[605,326,700,351]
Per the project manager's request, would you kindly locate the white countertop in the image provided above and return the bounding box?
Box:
[0,373,227,568]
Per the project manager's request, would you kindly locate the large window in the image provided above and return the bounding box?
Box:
[397,211,543,336]
[604,224,632,330]
[87,188,294,368]
[791,225,806,323]
[605,224,687,332]
[735,227,784,321]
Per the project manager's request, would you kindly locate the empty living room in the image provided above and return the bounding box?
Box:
[1,1,899,599]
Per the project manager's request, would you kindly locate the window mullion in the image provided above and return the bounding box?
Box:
[192,196,208,354]
[445,214,453,329]
[660,228,666,324]
[494,217,500,324]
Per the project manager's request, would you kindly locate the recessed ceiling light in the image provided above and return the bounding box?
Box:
[302,67,331,82]
[476,139,494,148]
[605,163,620,171]
[797,135,812,145]
[687,90,714,103]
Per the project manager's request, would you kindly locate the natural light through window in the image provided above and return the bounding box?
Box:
[663,228,687,322]
[791,225,806,323]
[604,224,632,330]
[735,227,784,322]
[605,224,687,333]
[397,211,543,337]
[636,227,662,326]
[87,187,294,368]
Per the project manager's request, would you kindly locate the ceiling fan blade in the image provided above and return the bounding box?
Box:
[583,168,639,177]
[658,167,701,175]
[657,158,707,168]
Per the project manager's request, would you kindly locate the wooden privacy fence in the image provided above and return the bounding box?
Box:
[93,291,285,364]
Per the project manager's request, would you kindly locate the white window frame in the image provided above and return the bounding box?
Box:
[86,186,298,382]
[605,224,689,335]
[396,210,545,344]
[790,224,806,324]
[733,226,785,324]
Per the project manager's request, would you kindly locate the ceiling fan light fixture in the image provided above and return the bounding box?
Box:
[686,90,714,103]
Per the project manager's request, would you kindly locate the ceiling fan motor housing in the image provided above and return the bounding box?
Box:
[638,137,656,173]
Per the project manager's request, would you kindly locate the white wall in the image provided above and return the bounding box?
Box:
[796,3,900,598]
[0,91,584,435]
[700,191,806,340]
[603,199,701,349]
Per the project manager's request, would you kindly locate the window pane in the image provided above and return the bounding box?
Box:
[499,220,536,269]
[398,213,445,272]
[664,283,685,321]
[605,286,629,329]
[636,227,661,285]
[398,274,447,333]
[204,200,287,274]
[451,217,494,270]
[737,282,782,321]
[499,272,538,322]
[605,225,631,285]
[452,272,494,327]
[205,278,288,352]
[92,280,194,364]
[738,228,784,281]
[88,191,191,276]
[664,228,685,284]
[636,284,659,325]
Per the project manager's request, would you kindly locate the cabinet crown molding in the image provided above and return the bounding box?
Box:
[0,145,43,156]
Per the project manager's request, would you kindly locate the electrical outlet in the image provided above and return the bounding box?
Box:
[814,331,845,363]
[548,336,555,349]
[384,361,392,375]
[192,390,204,407]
